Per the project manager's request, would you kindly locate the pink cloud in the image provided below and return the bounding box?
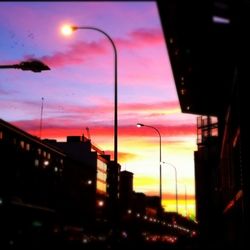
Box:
[3,100,193,138]
[23,27,165,69]
[40,41,107,68]
[120,101,179,112]
[11,117,196,140]
[1,98,180,119]
[129,28,164,45]
[114,28,164,50]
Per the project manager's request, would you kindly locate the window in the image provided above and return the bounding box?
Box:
[34,159,39,167]
[20,140,25,149]
[38,148,41,155]
[97,159,107,194]
[97,181,106,194]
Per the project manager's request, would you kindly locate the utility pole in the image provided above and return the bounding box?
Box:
[39,97,44,139]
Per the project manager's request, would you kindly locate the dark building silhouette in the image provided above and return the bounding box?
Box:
[0,119,119,247]
[44,135,111,224]
[0,119,65,248]
[0,119,65,210]
[0,118,198,247]
[157,0,250,248]
[120,170,133,214]
[194,116,221,244]
[106,160,121,234]
[119,170,162,218]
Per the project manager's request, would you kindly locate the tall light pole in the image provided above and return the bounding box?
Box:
[162,161,178,214]
[39,97,44,139]
[61,25,118,165]
[137,123,162,208]
[184,184,188,217]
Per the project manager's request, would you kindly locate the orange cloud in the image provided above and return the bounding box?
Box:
[12,118,196,140]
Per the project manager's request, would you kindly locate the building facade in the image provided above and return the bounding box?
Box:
[0,118,118,247]
[44,135,110,224]
[157,0,250,248]
[0,119,66,248]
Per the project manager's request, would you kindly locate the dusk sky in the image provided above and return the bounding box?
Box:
[0,1,197,217]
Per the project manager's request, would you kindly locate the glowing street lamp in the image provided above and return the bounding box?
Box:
[61,25,74,36]
[136,123,162,208]
[61,24,118,166]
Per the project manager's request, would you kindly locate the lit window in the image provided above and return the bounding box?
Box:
[97,171,106,182]
[180,88,186,95]
[97,181,106,194]
[26,143,30,151]
[212,128,218,137]
[20,141,25,149]
[43,160,49,168]
[0,131,3,140]
[43,160,49,167]
[87,180,92,185]
[47,153,51,159]
[34,159,39,167]
[211,116,218,124]
[97,159,107,194]
[212,16,230,24]
[38,148,41,155]
[97,200,104,207]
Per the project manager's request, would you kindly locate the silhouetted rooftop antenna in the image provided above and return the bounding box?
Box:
[86,127,90,140]
[39,97,44,139]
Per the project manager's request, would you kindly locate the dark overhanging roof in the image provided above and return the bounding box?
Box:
[156,0,242,116]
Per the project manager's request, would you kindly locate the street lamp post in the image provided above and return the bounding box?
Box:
[184,184,188,217]
[62,25,118,165]
[137,123,162,208]
[0,59,50,72]
[162,162,178,214]
[62,26,119,242]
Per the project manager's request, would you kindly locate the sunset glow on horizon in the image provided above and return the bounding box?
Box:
[0,2,197,217]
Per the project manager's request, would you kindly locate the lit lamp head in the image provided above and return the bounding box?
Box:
[98,200,104,207]
[61,25,78,36]
[136,123,144,128]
